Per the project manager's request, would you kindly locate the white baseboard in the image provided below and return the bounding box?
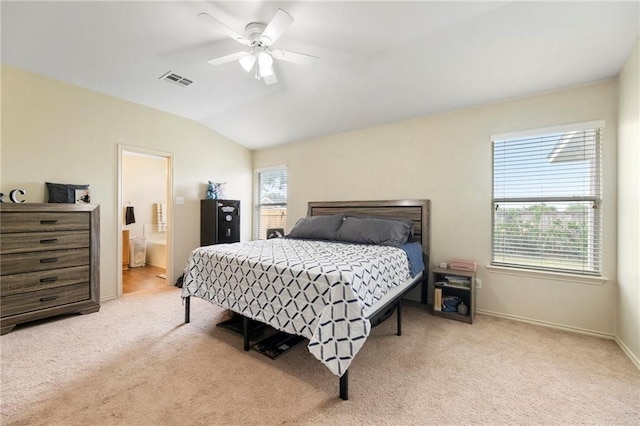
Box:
[615,336,640,372]
[100,294,117,302]
[476,309,614,340]
[477,309,640,372]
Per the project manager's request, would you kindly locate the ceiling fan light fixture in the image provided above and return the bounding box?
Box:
[238,54,256,72]
[201,8,317,85]
[259,63,274,78]
[258,51,274,77]
[258,51,273,67]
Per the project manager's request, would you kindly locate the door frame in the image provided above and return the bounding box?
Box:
[117,144,174,297]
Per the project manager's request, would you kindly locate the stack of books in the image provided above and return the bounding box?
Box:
[443,275,472,289]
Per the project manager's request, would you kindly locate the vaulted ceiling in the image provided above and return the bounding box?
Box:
[2,1,638,149]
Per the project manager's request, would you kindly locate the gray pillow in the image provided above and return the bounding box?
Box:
[353,215,414,238]
[46,182,90,203]
[335,216,412,247]
[286,214,345,241]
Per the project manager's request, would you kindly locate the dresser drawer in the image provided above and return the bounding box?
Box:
[0,230,90,254]
[0,265,90,296]
[1,283,89,317]
[0,248,90,276]
[0,212,90,233]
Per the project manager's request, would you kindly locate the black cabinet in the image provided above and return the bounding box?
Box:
[200,199,240,246]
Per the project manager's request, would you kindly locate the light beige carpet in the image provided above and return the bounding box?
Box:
[1,287,638,425]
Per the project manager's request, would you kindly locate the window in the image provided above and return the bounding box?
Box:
[255,167,287,240]
[492,121,603,276]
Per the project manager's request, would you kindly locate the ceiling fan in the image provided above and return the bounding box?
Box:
[199,9,318,85]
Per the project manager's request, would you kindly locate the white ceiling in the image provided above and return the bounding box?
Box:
[2,1,638,150]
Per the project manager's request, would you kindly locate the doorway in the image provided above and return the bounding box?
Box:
[117,145,173,296]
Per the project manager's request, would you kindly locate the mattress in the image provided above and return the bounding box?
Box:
[182,238,418,376]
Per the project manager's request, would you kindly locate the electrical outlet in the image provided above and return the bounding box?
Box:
[176,197,184,205]
[476,278,482,288]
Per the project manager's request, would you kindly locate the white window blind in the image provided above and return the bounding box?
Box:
[255,167,287,240]
[492,124,602,275]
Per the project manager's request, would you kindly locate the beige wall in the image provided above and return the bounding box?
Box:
[255,80,619,336]
[0,65,253,300]
[617,38,640,367]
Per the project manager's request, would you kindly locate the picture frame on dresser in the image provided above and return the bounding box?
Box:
[74,188,91,204]
[0,203,100,335]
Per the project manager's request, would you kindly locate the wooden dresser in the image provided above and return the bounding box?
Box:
[0,203,100,335]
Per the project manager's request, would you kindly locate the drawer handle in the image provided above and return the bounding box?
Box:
[40,220,59,225]
[40,277,59,283]
[39,295,59,302]
[39,258,59,264]
[40,238,59,244]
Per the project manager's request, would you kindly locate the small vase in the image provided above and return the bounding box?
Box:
[457,301,468,315]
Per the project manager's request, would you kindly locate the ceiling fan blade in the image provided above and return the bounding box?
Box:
[198,12,250,46]
[262,72,278,85]
[259,9,294,45]
[272,49,318,66]
[206,51,249,66]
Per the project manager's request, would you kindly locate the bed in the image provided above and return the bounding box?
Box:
[182,199,430,399]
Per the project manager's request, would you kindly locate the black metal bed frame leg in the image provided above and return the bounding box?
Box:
[184,296,191,323]
[397,299,402,336]
[339,370,349,400]
[243,316,250,351]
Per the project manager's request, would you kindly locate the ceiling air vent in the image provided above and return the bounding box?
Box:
[159,71,194,88]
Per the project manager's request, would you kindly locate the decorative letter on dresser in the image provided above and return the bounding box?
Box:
[0,203,100,335]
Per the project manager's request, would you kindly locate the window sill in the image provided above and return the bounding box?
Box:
[485,265,608,286]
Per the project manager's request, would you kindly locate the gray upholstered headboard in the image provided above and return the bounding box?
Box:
[307,199,430,259]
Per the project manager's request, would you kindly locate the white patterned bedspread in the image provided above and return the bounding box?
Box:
[181,238,412,376]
